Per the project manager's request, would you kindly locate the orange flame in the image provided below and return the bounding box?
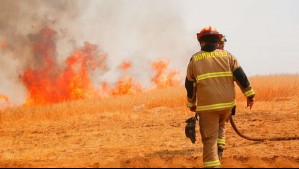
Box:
[0,94,10,109]
[112,61,141,95]
[151,60,181,88]
[119,61,131,71]
[17,27,184,106]
[20,27,108,106]
[0,94,9,103]
[1,41,7,49]
[98,62,141,96]
[111,76,142,95]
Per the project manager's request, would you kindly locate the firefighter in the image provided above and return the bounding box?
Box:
[185,26,255,168]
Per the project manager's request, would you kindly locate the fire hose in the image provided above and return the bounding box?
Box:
[229,115,299,141]
[185,107,299,143]
[229,106,299,141]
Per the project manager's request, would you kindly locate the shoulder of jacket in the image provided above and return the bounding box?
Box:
[190,52,202,62]
[219,50,235,58]
[216,49,229,53]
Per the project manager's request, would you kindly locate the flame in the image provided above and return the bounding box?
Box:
[99,61,142,96]
[119,61,131,71]
[0,94,9,103]
[20,27,108,106]
[1,41,7,49]
[16,27,183,107]
[0,94,10,109]
[99,82,111,97]
[111,76,142,95]
[112,61,142,95]
[151,60,181,88]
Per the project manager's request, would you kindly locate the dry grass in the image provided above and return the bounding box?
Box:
[0,74,298,122]
[0,74,298,168]
[236,74,299,101]
[0,87,186,122]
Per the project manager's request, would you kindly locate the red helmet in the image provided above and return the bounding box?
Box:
[197,26,223,42]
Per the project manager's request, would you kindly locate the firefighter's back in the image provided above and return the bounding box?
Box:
[191,49,236,112]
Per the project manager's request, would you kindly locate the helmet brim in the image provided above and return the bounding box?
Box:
[197,34,222,43]
[197,33,222,42]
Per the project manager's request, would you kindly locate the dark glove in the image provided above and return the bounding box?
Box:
[189,105,196,112]
[185,116,197,144]
[247,97,254,109]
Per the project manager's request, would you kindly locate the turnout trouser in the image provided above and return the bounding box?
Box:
[198,108,232,168]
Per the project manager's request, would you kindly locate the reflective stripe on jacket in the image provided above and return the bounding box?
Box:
[186,49,254,112]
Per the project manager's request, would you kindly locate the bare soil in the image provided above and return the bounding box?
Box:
[0,100,298,168]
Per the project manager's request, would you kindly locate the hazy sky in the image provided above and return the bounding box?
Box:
[0,0,299,104]
[178,0,299,75]
[73,0,299,76]
[181,0,299,75]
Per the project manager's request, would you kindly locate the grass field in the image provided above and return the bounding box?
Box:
[0,74,298,167]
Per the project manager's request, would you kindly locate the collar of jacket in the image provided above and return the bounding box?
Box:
[201,44,217,52]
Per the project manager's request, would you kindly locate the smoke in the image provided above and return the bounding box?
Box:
[0,0,79,63]
[0,0,192,105]
[0,0,82,105]
[65,0,191,86]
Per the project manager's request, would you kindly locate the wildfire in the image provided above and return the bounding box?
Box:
[151,60,182,88]
[99,61,142,96]
[1,40,7,49]
[0,94,9,103]
[119,61,131,71]
[20,27,108,106]
[17,27,183,107]
[111,76,142,95]
[112,61,142,95]
[0,94,10,109]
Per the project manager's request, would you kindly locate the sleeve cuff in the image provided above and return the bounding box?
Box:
[186,102,196,108]
[244,88,255,98]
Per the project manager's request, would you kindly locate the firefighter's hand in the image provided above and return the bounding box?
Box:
[189,105,196,112]
[247,97,254,109]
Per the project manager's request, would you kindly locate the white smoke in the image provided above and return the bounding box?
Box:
[0,0,194,105]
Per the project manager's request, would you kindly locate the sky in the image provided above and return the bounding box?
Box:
[0,0,299,104]
[72,0,299,76]
[179,0,299,75]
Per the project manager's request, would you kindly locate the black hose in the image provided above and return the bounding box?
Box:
[230,116,299,141]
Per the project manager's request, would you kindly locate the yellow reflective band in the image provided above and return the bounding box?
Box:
[196,101,235,112]
[196,71,232,81]
[186,102,195,108]
[204,160,221,167]
[244,89,255,97]
[217,138,225,145]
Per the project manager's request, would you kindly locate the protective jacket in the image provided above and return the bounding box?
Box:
[185,49,255,112]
